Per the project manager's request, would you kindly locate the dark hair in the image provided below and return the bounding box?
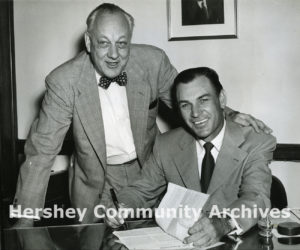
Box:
[86,3,134,33]
[173,67,223,96]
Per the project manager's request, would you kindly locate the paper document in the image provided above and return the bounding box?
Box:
[156,183,209,241]
[114,183,224,249]
[113,227,193,249]
[113,227,224,250]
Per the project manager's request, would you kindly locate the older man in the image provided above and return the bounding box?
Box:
[107,67,276,248]
[13,4,270,226]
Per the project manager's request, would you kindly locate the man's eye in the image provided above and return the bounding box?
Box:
[199,98,208,104]
[98,41,109,48]
[180,103,189,109]
[117,42,128,48]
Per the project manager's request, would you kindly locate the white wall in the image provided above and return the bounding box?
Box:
[14,0,300,205]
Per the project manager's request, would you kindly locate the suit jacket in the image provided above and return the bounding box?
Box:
[14,44,177,223]
[118,120,276,232]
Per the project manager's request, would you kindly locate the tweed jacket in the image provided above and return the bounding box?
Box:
[14,44,178,222]
[119,120,276,232]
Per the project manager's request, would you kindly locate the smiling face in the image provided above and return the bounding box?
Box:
[85,12,131,78]
[176,75,226,142]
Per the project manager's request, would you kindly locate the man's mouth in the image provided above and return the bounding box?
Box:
[106,61,119,68]
[193,118,208,126]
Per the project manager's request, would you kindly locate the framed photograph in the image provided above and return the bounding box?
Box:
[168,0,237,40]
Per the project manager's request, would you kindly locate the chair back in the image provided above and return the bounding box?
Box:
[270,175,288,210]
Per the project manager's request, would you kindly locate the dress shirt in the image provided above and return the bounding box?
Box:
[195,120,243,235]
[195,120,226,178]
[10,72,138,220]
[96,72,137,164]
[197,0,208,9]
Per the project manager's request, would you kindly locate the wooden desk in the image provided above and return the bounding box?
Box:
[3,220,300,250]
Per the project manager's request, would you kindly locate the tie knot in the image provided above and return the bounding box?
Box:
[99,72,127,89]
[204,142,214,152]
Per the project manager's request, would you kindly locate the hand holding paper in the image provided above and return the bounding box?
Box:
[112,183,225,249]
[155,183,209,241]
[184,213,231,248]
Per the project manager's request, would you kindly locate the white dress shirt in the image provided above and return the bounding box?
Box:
[195,120,243,235]
[195,120,226,179]
[11,72,138,220]
[96,72,137,164]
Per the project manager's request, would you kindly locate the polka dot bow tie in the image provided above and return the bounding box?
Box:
[98,72,127,89]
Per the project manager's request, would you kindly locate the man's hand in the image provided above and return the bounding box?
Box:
[102,233,128,250]
[11,218,34,228]
[104,200,128,229]
[183,214,232,248]
[230,112,272,134]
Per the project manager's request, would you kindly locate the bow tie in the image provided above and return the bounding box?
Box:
[98,72,127,89]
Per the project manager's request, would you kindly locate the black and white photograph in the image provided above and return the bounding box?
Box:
[1,0,300,249]
[168,0,237,40]
[182,0,224,26]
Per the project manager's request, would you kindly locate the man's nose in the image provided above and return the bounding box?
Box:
[107,44,119,59]
[191,105,199,118]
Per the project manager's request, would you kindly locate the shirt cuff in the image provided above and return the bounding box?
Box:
[221,211,243,235]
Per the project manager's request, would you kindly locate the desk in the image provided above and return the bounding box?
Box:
[3,220,300,250]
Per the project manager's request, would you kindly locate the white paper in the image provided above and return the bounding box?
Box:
[113,227,224,250]
[113,227,193,249]
[156,183,209,241]
[114,183,225,250]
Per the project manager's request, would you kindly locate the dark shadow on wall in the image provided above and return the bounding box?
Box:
[75,35,86,53]
[158,101,182,130]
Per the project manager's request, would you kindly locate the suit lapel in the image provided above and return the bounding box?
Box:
[75,55,107,168]
[125,57,150,161]
[208,120,247,194]
[172,129,202,192]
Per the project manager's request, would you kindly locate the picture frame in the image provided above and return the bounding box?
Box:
[167,0,237,40]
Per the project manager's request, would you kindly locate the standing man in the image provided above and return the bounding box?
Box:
[13,3,270,226]
[106,67,276,248]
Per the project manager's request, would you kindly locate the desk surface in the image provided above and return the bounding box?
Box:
[3,220,300,250]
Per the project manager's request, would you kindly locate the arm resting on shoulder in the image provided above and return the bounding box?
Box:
[225,106,272,134]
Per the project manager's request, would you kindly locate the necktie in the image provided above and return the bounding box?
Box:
[98,72,127,89]
[200,142,215,193]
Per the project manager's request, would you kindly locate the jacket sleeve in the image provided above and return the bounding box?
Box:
[227,135,276,232]
[157,50,178,109]
[118,137,167,210]
[13,75,73,217]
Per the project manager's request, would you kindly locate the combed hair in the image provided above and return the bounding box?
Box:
[173,67,223,96]
[86,3,134,33]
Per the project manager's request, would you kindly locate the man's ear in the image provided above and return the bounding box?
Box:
[219,89,226,109]
[84,32,91,53]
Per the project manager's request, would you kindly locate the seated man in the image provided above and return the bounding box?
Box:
[106,67,276,248]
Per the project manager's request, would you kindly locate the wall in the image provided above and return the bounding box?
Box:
[14,0,300,206]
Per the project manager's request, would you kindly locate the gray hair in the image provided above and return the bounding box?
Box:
[86,3,134,34]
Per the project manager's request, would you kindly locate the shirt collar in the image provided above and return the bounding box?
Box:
[199,120,226,152]
[95,71,101,84]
